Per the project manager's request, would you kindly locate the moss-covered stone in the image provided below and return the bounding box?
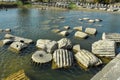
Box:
[4,69,30,80]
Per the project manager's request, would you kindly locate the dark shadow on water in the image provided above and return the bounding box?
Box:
[19,43,37,56]
[115,43,120,54]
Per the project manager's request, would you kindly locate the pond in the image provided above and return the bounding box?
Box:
[0,8,120,80]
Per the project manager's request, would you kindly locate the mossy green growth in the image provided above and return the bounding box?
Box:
[16,1,23,7]
[68,2,78,9]
[16,1,31,8]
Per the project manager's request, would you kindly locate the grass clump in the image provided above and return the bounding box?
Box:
[68,2,78,9]
[16,1,23,7]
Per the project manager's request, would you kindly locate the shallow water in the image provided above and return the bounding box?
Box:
[0,8,120,80]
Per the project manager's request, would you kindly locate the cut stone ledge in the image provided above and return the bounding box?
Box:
[91,53,120,80]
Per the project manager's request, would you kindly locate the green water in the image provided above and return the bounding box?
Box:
[0,8,120,80]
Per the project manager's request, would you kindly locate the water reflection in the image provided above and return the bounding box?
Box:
[0,8,120,80]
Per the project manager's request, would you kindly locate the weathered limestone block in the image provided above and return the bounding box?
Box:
[59,31,69,36]
[4,34,14,38]
[73,26,82,31]
[75,49,102,68]
[36,39,51,50]
[83,18,89,20]
[78,18,83,21]
[4,34,33,44]
[102,32,120,43]
[52,29,61,33]
[64,26,70,29]
[32,50,52,64]
[85,28,97,35]
[5,28,11,32]
[52,49,73,69]
[74,31,88,39]
[57,38,72,49]
[92,40,116,57]
[46,41,58,53]
[4,70,30,80]
[91,54,120,80]
[36,39,58,53]
[2,39,13,45]
[9,42,27,52]
[95,19,102,22]
[58,17,64,19]
[88,19,95,23]
[73,44,81,52]
[15,37,33,44]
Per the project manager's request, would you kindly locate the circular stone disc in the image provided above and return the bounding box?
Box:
[32,50,52,63]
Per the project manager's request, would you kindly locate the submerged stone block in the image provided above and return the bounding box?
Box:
[73,26,82,31]
[73,44,81,52]
[64,26,70,29]
[2,39,13,45]
[85,28,97,35]
[83,18,89,20]
[36,39,58,53]
[88,19,95,23]
[4,70,30,80]
[92,40,116,57]
[102,32,120,43]
[74,31,88,39]
[52,49,73,69]
[36,39,51,50]
[75,49,102,68]
[9,42,27,52]
[32,50,52,64]
[52,29,61,33]
[57,38,72,50]
[4,34,33,44]
[5,28,11,32]
[59,31,69,36]
[95,19,102,22]
[4,34,14,39]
